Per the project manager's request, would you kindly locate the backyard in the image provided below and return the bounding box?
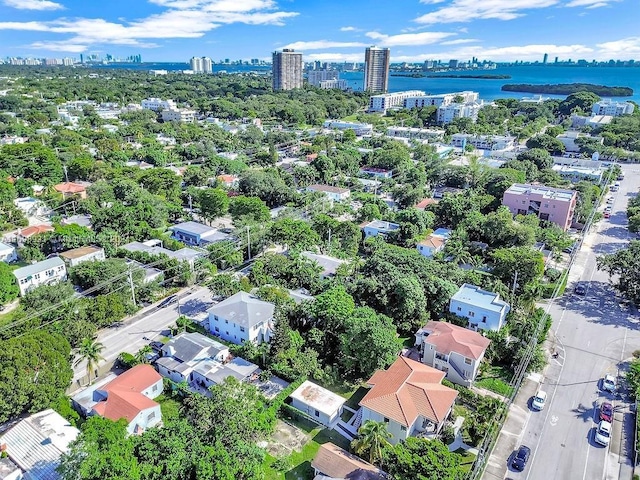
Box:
[475,365,514,398]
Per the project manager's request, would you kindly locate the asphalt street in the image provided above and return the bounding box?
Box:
[71,286,215,390]
[504,164,640,480]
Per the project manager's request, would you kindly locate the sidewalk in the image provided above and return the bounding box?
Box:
[482,375,540,480]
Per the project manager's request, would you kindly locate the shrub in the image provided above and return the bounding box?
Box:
[117,352,138,370]
[441,425,456,445]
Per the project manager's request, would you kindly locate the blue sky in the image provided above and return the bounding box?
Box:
[0,0,639,63]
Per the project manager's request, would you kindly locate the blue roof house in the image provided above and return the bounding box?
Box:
[449,283,510,331]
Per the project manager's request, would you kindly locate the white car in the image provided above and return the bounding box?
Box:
[602,374,616,393]
[595,420,612,446]
[532,390,547,411]
[606,197,614,204]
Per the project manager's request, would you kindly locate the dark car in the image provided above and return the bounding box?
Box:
[511,445,531,471]
[600,401,613,423]
[158,295,178,308]
[575,283,587,295]
[149,341,164,352]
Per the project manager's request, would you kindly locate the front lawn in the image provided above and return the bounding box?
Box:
[454,448,477,473]
[476,366,514,398]
[343,386,368,410]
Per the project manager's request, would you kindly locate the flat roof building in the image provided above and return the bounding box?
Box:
[272,49,303,91]
[289,380,346,427]
[364,46,390,93]
[502,183,578,231]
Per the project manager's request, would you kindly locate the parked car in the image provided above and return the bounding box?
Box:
[511,445,531,471]
[602,374,616,392]
[604,206,612,212]
[575,283,587,295]
[149,341,164,352]
[600,402,613,423]
[532,390,547,411]
[604,212,611,219]
[158,295,178,308]
[610,185,619,192]
[606,197,614,204]
[563,242,578,254]
[594,420,612,446]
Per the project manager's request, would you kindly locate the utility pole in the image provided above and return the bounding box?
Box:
[128,267,137,306]
[328,228,332,246]
[188,194,193,213]
[511,270,518,297]
[246,225,251,260]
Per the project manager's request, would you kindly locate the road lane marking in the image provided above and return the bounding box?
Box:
[550,415,558,427]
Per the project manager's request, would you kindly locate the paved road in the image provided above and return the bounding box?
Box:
[505,164,640,480]
[71,286,215,389]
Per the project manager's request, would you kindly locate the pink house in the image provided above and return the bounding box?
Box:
[502,184,577,231]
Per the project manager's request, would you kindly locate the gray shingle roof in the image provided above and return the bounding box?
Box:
[161,332,228,363]
[207,291,275,329]
[170,221,216,236]
[12,257,65,280]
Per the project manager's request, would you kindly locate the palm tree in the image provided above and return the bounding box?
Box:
[444,238,473,266]
[520,281,545,313]
[351,420,393,465]
[135,345,153,364]
[74,337,105,385]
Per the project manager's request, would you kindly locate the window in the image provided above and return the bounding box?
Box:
[384,417,389,423]
[400,425,407,431]
[214,327,219,332]
[314,410,320,417]
[147,411,156,421]
[482,316,487,323]
[553,204,556,208]
[225,319,228,324]
[457,306,461,311]
[464,358,472,365]
[152,384,158,392]
[240,327,245,332]
[544,203,549,208]
[214,315,218,321]
[468,311,475,317]
[226,331,229,336]
[34,273,40,280]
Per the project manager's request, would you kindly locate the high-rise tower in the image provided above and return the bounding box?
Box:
[272,49,303,91]
[364,46,390,93]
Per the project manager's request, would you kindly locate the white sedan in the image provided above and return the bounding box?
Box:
[602,374,616,393]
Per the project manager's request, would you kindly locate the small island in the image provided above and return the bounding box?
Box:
[501,83,633,96]
[427,74,511,79]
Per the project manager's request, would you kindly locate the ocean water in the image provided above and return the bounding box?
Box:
[94,63,640,102]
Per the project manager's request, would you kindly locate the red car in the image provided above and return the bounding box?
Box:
[600,402,613,423]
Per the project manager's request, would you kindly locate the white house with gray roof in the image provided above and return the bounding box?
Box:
[0,241,17,263]
[449,283,510,331]
[155,332,259,393]
[12,257,67,296]
[300,251,347,278]
[121,240,205,269]
[0,409,79,480]
[207,291,275,345]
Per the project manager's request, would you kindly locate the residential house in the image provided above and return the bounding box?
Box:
[207,291,275,345]
[361,220,400,238]
[125,259,163,284]
[53,182,87,199]
[414,321,491,386]
[416,228,451,258]
[450,283,510,331]
[323,120,373,136]
[216,174,239,188]
[0,241,17,263]
[591,100,634,116]
[16,225,54,245]
[169,221,231,246]
[59,246,105,267]
[13,257,67,296]
[13,197,49,217]
[415,197,438,211]
[306,184,351,202]
[359,166,393,179]
[300,251,347,278]
[433,186,463,199]
[288,381,346,427]
[0,409,79,480]
[121,240,204,269]
[61,214,93,229]
[155,332,259,393]
[501,183,577,231]
[450,133,516,151]
[72,365,163,435]
[311,443,387,480]
[359,356,458,444]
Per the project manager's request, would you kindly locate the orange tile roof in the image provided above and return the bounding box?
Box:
[20,225,54,237]
[419,321,490,360]
[217,174,237,183]
[54,182,86,194]
[92,364,161,423]
[360,357,458,427]
[418,235,445,249]
[311,443,387,479]
[415,198,438,209]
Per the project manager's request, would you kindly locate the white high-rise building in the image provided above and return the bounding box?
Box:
[364,46,390,93]
[437,102,484,124]
[307,69,338,87]
[202,57,213,74]
[272,49,303,91]
[368,90,426,113]
[591,100,634,117]
[404,91,479,109]
[190,56,204,73]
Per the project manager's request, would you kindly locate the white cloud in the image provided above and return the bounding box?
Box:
[28,41,91,52]
[2,0,63,10]
[440,38,480,45]
[565,0,618,6]
[415,0,559,24]
[0,0,298,52]
[596,37,640,56]
[419,0,446,3]
[365,30,455,46]
[340,26,360,31]
[281,40,367,50]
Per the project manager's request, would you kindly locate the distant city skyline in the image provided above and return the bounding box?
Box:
[0,0,639,63]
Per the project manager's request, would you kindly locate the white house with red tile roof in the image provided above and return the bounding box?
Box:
[414,321,491,386]
[359,356,458,444]
[73,364,163,435]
